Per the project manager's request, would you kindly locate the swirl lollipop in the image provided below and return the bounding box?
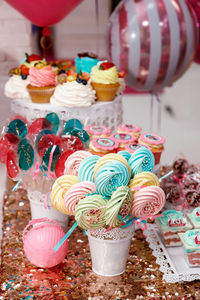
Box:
[50,175,79,214]
[132,186,165,218]
[64,181,96,215]
[105,186,132,227]
[117,150,131,162]
[75,194,107,229]
[94,153,131,179]
[64,150,92,176]
[95,161,130,198]
[128,147,155,178]
[78,155,100,182]
[129,172,160,194]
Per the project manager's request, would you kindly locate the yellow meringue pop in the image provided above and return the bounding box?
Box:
[50,175,79,214]
[129,171,160,194]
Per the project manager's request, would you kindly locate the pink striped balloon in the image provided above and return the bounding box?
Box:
[108,0,199,92]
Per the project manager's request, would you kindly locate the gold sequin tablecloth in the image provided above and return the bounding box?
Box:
[1,188,200,299]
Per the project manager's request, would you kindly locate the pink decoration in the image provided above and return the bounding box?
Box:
[29,66,56,87]
[23,218,68,268]
[5,0,83,27]
[108,0,198,92]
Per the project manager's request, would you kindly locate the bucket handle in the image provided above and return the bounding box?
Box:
[22,217,62,243]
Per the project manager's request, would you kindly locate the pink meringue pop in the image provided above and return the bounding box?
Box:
[64,150,92,176]
[64,181,96,215]
[132,186,165,218]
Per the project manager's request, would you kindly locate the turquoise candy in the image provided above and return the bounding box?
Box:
[78,155,100,182]
[95,161,130,198]
[63,119,83,134]
[7,119,27,139]
[45,113,60,134]
[118,150,131,161]
[19,143,34,171]
[17,138,29,155]
[128,146,155,177]
[75,56,99,74]
[43,145,62,171]
[72,129,90,145]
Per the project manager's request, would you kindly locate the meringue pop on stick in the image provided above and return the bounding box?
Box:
[105,186,132,227]
[75,194,107,229]
[132,186,165,218]
[64,181,96,215]
[129,171,160,194]
[50,175,79,214]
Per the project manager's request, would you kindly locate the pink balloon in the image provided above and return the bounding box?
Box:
[5,0,83,26]
[108,0,198,92]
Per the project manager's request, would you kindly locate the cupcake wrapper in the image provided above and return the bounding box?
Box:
[27,85,55,103]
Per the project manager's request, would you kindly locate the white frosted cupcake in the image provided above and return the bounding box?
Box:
[4,75,30,100]
[50,76,96,107]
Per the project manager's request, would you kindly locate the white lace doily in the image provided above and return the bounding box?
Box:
[87,225,135,241]
[11,95,123,131]
[144,224,200,283]
[27,190,50,206]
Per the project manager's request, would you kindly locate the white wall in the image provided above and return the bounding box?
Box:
[54,0,110,59]
[0,1,32,75]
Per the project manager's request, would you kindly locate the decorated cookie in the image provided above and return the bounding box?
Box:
[86,125,111,137]
[117,124,142,138]
[111,133,137,149]
[139,133,165,146]
[125,143,151,154]
[92,137,119,151]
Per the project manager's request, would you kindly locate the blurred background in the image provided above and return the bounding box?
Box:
[0,0,199,164]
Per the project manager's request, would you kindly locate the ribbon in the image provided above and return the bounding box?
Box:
[12,179,22,192]
[150,93,162,134]
[47,145,56,179]
[53,221,78,252]
[177,202,189,211]
[32,161,40,180]
[95,0,99,55]
[159,170,174,182]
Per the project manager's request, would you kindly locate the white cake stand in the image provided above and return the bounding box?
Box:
[10,96,123,131]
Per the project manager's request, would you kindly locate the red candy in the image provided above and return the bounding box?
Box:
[37,134,62,157]
[0,133,20,164]
[55,150,74,178]
[28,118,52,135]
[6,149,19,178]
[61,135,84,152]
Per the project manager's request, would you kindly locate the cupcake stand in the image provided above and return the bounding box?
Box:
[10,95,123,131]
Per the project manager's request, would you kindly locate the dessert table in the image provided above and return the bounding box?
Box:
[1,186,200,299]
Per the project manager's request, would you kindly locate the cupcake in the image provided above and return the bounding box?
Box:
[86,125,111,139]
[4,53,43,101]
[75,52,99,74]
[89,137,119,156]
[117,124,142,139]
[50,71,95,107]
[4,74,30,100]
[27,64,56,103]
[111,133,137,150]
[138,133,165,165]
[91,61,120,101]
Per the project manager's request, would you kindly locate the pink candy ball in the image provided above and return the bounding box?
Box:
[23,218,68,268]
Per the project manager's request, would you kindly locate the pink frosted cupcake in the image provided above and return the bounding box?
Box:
[86,125,111,139]
[27,65,56,103]
[125,143,151,153]
[117,124,142,139]
[111,133,137,150]
[89,137,119,156]
[138,133,165,165]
